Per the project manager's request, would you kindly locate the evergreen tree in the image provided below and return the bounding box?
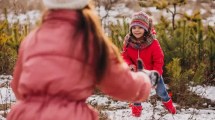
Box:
[138,0,187,30]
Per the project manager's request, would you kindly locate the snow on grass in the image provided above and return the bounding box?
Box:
[0,87,16,104]
[0,10,40,25]
[190,85,215,102]
[0,74,215,120]
[87,95,215,120]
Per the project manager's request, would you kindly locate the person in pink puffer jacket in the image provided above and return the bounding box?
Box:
[7,1,153,120]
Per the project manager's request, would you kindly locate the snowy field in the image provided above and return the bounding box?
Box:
[0,75,214,120]
[87,91,215,120]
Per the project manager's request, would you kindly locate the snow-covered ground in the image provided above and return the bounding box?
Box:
[86,90,215,120]
[190,85,215,102]
[0,75,214,120]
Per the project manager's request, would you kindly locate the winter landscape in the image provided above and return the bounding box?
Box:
[0,0,215,120]
[0,75,214,120]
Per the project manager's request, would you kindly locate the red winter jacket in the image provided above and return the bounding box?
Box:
[122,39,164,75]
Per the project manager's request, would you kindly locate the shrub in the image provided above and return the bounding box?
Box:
[0,8,29,74]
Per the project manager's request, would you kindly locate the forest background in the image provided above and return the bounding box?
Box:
[0,0,214,119]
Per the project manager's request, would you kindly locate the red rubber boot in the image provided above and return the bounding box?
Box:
[162,99,176,114]
[131,105,142,117]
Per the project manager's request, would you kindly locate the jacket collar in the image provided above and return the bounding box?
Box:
[43,10,81,23]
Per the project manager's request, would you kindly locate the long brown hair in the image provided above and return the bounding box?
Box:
[40,4,121,83]
[80,4,121,82]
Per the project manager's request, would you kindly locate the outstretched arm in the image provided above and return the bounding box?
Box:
[97,49,151,102]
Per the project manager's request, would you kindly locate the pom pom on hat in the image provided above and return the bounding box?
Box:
[42,0,89,10]
[130,11,152,32]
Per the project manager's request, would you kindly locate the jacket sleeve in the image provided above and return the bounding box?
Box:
[151,40,164,75]
[97,48,151,102]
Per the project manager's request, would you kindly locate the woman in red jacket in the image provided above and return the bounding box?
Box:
[122,11,176,116]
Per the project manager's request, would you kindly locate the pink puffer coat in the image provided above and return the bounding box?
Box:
[7,10,151,120]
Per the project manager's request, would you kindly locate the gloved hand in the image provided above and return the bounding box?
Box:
[135,59,159,87]
[142,69,160,87]
[129,64,136,72]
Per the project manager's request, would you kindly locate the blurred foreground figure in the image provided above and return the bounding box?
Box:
[7,0,153,120]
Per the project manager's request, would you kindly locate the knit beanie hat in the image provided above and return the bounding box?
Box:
[130,11,152,32]
[42,0,89,10]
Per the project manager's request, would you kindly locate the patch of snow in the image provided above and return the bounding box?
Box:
[186,9,193,16]
[0,87,16,103]
[190,85,215,102]
[200,8,207,14]
[0,10,40,26]
[88,95,215,120]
